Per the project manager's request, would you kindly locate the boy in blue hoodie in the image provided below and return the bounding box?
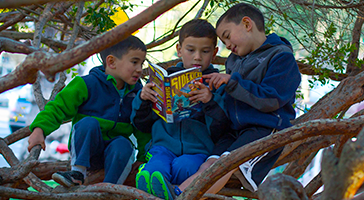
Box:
[131,19,229,200]
[27,36,151,187]
[181,3,302,194]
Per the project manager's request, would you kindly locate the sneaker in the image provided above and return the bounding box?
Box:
[151,171,177,200]
[52,170,84,188]
[234,160,260,192]
[136,170,151,194]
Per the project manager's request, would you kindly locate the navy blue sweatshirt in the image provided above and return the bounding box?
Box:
[224,33,301,131]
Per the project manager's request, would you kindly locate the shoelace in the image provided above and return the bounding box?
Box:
[174,186,182,196]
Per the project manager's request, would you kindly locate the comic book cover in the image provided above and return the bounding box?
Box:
[148,62,202,123]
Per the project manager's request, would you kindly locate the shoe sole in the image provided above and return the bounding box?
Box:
[136,170,151,194]
[151,171,174,200]
[52,173,76,188]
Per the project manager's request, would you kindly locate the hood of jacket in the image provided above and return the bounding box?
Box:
[258,33,293,52]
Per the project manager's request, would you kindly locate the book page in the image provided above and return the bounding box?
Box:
[167,66,200,77]
[148,62,168,122]
[148,62,168,77]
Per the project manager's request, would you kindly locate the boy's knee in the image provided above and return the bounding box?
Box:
[173,154,207,172]
[199,158,216,171]
[75,117,99,130]
[107,137,133,158]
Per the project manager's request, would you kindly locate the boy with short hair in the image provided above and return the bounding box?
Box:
[27,35,151,187]
[131,19,229,200]
[198,3,302,193]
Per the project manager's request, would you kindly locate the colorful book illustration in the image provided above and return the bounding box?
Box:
[148,62,203,123]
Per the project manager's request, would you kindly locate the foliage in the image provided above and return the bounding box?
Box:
[304,23,356,87]
[238,0,363,88]
[84,6,117,33]
[83,0,136,33]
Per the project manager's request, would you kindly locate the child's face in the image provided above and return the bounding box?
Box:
[177,36,218,71]
[107,49,146,89]
[216,18,254,57]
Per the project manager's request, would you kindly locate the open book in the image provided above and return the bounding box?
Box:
[148,62,203,123]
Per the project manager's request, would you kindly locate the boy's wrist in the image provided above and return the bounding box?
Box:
[203,93,214,104]
[225,79,238,93]
[202,94,215,108]
[33,127,44,136]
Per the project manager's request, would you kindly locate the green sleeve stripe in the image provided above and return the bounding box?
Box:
[133,127,152,162]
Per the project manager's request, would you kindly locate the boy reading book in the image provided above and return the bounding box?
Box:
[131,19,229,200]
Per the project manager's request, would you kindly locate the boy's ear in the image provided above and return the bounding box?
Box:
[241,16,253,32]
[106,55,117,69]
[212,46,219,60]
[176,43,182,57]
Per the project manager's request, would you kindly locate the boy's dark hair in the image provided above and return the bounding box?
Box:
[216,3,265,32]
[100,35,146,66]
[179,19,217,46]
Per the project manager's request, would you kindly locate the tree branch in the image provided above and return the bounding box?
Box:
[0,5,38,31]
[181,116,364,199]
[146,0,209,49]
[304,172,323,198]
[0,37,38,54]
[282,151,317,179]
[0,0,91,9]
[0,31,68,52]
[0,11,33,22]
[297,62,348,81]
[0,139,52,192]
[321,127,364,199]
[258,173,309,200]
[275,135,336,167]
[0,185,127,199]
[80,183,159,199]
[32,3,56,111]
[217,187,257,199]
[289,0,364,9]
[280,70,364,161]
[347,9,364,75]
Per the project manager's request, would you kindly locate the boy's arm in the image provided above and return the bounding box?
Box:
[202,85,230,143]
[189,83,230,143]
[29,76,88,136]
[132,127,152,162]
[28,127,45,152]
[225,53,301,112]
[130,89,157,133]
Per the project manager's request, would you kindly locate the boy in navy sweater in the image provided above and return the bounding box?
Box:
[27,36,151,187]
[181,3,301,194]
[131,19,229,200]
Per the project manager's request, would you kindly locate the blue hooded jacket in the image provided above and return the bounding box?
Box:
[224,33,301,131]
[30,66,151,162]
[131,62,229,156]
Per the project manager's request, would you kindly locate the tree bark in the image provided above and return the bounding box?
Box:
[258,173,308,200]
[181,116,364,199]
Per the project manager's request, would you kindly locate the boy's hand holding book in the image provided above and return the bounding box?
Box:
[140,82,158,103]
[189,81,212,104]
